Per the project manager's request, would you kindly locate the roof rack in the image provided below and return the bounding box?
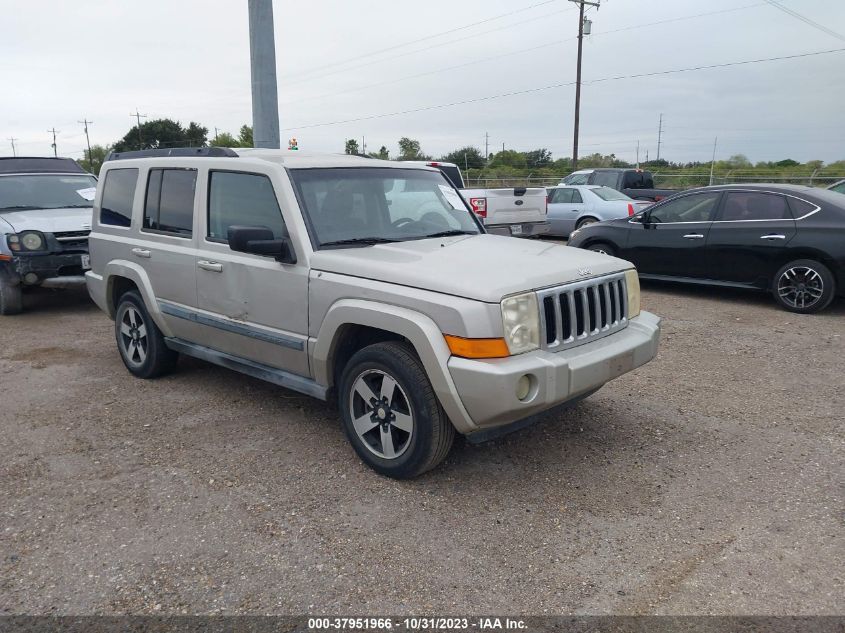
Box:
[105,147,239,161]
[0,156,89,175]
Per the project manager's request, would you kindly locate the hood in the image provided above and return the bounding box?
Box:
[310,234,632,302]
[0,207,93,233]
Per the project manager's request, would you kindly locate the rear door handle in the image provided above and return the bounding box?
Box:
[683,233,704,239]
[131,248,151,258]
[197,260,223,273]
[760,234,786,240]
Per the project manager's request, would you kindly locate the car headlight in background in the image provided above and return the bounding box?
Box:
[501,292,540,355]
[7,231,46,252]
[624,269,641,318]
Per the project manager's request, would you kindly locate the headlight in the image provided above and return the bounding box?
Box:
[625,269,641,318]
[19,231,45,251]
[569,229,581,239]
[501,292,540,355]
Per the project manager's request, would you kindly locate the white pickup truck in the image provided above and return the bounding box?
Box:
[405,161,550,238]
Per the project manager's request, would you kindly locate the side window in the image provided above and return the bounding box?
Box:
[720,192,790,222]
[591,172,618,188]
[99,168,138,227]
[553,189,571,204]
[571,189,583,204]
[144,168,196,236]
[649,192,720,223]
[788,197,817,218]
[208,171,286,242]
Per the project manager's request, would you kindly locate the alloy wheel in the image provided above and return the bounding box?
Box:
[777,266,824,310]
[348,369,414,459]
[118,305,148,367]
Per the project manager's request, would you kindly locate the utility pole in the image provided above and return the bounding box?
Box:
[568,0,600,171]
[79,118,93,171]
[8,137,18,157]
[709,137,718,186]
[362,136,366,155]
[248,0,281,149]
[214,127,219,144]
[484,132,489,163]
[656,113,663,162]
[47,127,60,157]
[502,142,505,152]
[636,140,640,168]
[130,110,147,150]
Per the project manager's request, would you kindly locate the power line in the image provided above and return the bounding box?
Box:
[281,0,561,80]
[763,0,845,43]
[282,6,575,87]
[282,47,845,131]
[281,2,775,108]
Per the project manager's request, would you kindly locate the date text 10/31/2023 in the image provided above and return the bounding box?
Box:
[308,618,528,630]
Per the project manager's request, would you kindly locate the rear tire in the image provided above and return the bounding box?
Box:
[576,216,599,230]
[114,290,178,378]
[586,243,615,257]
[0,279,23,315]
[338,341,454,479]
[772,259,835,314]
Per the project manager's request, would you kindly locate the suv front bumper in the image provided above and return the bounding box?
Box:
[3,253,89,288]
[447,311,660,431]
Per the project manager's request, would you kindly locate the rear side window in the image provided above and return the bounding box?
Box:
[591,171,618,188]
[720,192,791,221]
[208,171,286,242]
[591,186,629,201]
[788,197,818,218]
[437,165,463,189]
[99,168,138,227]
[144,168,196,236]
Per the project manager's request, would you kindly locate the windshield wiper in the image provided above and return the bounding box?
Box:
[419,230,477,238]
[320,236,401,247]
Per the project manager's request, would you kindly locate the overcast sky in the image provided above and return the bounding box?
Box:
[2,0,844,165]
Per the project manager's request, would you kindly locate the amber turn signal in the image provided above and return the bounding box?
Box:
[444,335,510,359]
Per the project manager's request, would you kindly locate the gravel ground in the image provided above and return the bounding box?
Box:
[0,285,842,615]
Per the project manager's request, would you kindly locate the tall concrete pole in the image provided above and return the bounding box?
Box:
[248,0,281,149]
[571,1,585,171]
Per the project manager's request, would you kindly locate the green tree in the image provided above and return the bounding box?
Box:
[398,137,430,161]
[214,131,241,147]
[775,158,800,168]
[238,125,253,147]
[76,144,110,175]
[523,148,553,167]
[489,150,527,168]
[725,154,752,169]
[441,146,485,169]
[368,145,390,160]
[112,118,208,152]
[345,139,360,155]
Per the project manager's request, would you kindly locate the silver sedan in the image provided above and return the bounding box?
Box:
[546,185,651,238]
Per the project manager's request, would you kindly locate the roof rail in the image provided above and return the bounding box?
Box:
[105,147,239,162]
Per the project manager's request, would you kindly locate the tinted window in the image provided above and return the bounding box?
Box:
[563,172,590,185]
[591,171,618,188]
[143,169,196,235]
[99,168,138,227]
[208,171,286,242]
[788,197,817,218]
[552,188,572,204]
[437,165,463,188]
[591,186,630,201]
[831,181,845,194]
[649,192,720,223]
[571,189,583,203]
[720,192,790,221]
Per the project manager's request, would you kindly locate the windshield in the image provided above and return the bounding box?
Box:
[289,168,481,248]
[562,172,591,185]
[0,174,97,210]
[591,186,631,201]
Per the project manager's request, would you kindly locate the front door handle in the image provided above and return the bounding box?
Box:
[131,248,151,258]
[683,233,704,239]
[760,234,786,240]
[197,260,223,273]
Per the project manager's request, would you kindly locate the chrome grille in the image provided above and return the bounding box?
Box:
[538,272,628,352]
[53,230,90,251]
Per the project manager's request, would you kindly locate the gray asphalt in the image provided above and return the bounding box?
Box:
[1,285,843,615]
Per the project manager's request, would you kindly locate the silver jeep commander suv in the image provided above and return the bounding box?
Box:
[86,147,661,478]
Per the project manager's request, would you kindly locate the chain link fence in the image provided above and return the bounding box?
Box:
[462,173,845,190]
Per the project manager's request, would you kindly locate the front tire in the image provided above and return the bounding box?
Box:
[338,341,454,479]
[586,242,615,257]
[772,259,835,313]
[114,290,178,378]
[0,279,23,315]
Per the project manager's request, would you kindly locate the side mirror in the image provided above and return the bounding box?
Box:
[634,212,649,225]
[227,225,296,264]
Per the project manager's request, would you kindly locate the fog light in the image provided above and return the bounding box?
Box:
[23,272,39,284]
[516,375,531,401]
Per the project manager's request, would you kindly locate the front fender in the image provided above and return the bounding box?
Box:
[311,299,477,434]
